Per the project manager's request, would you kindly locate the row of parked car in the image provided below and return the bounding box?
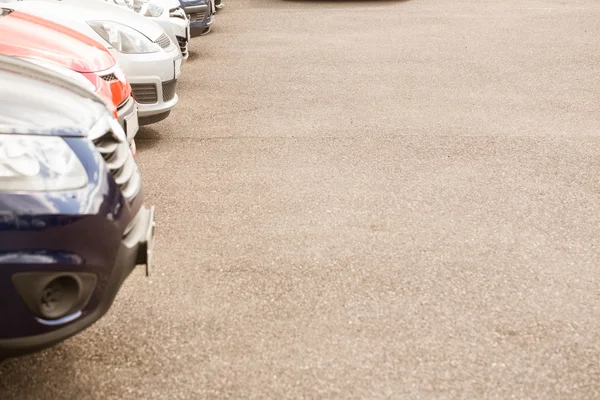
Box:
[0,0,219,359]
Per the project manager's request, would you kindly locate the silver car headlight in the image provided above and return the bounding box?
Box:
[0,135,88,191]
[88,21,160,54]
[134,0,164,17]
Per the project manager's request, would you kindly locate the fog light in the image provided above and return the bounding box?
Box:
[12,272,97,321]
[39,276,80,320]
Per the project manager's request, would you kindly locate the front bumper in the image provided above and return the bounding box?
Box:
[116,96,139,143]
[110,49,181,125]
[184,3,214,37]
[0,206,155,359]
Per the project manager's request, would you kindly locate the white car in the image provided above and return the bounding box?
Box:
[137,0,190,61]
[6,0,182,125]
[101,0,190,61]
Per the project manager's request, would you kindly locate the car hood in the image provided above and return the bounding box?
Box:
[151,0,181,10]
[0,95,101,135]
[0,9,115,73]
[5,0,166,42]
[101,0,180,11]
[0,56,108,136]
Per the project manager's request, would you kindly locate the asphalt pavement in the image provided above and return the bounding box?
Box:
[2,0,600,398]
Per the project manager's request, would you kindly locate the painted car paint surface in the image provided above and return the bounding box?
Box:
[0,8,130,109]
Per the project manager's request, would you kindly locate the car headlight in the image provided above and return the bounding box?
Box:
[121,0,135,9]
[88,21,160,54]
[0,135,88,191]
[134,0,164,17]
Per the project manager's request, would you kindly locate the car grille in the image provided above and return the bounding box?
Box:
[92,126,141,203]
[100,73,117,82]
[131,83,158,104]
[188,11,205,23]
[154,33,171,49]
[176,36,188,58]
[162,79,177,102]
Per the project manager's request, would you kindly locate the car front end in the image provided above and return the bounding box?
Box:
[0,56,154,359]
[135,0,190,61]
[84,13,183,125]
[178,0,213,37]
[66,0,190,61]
[115,41,181,125]
[167,4,190,59]
[39,63,140,142]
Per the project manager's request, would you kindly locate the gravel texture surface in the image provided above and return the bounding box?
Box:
[2,0,600,398]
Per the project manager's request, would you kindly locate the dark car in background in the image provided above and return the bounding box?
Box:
[0,56,155,359]
[179,0,213,36]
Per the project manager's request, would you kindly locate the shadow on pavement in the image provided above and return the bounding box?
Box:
[187,50,201,62]
[134,126,161,152]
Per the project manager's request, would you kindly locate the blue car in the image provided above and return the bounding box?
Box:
[179,0,214,37]
[0,56,155,359]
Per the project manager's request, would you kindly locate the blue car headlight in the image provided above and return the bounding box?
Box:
[0,135,88,191]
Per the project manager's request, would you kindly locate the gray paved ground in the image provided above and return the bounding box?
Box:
[2,0,600,398]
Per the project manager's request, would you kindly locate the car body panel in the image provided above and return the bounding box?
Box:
[0,9,113,73]
[0,8,131,108]
[0,62,106,133]
[10,0,167,41]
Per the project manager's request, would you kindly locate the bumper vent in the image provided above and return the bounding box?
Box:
[162,79,177,102]
[188,11,206,23]
[92,128,141,202]
[131,83,158,104]
[176,36,188,58]
[154,33,171,49]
